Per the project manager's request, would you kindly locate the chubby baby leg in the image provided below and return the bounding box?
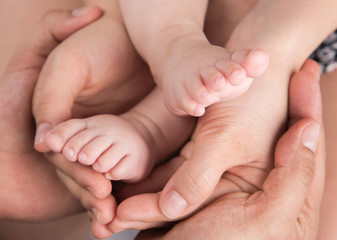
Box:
[44,115,154,183]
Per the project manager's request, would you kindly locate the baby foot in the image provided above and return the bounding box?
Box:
[44,115,154,182]
[157,44,269,117]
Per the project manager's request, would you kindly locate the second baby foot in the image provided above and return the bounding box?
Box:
[44,115,154,182]
[157,43,269,117]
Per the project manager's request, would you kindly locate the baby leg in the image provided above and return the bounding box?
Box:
[120,0,269,117]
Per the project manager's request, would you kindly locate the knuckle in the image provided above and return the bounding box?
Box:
[47,45,90,78]
[296,151,315,189]
[178,162,217,203]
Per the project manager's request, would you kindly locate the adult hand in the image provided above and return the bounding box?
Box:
[32,0,154,152]
[143,0,335,221]
[127,59,326,240]
[50,155,116,239]
[0,6,103,221]
[52,59,324,240]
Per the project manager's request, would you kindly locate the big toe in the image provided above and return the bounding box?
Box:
[231,49,270,78]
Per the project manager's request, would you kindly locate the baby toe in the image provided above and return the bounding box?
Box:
[231,49,269,78]
[93,144,127,173]
[62,129,97,162]
[200,65,227,92]
[78,136,113,165]
[105,156,145,183]
[44,119,87,153]
[215,59,247,86]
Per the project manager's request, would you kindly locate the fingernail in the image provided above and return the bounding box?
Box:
[161,191,187,219]
[302,123,320,153]
[35,123,52,145]
[105,173,113,180]
[63,146,76,162]
[92,162,100,171]
[72,6,93,17]
[194,105,205,117]
[78,153,87,163]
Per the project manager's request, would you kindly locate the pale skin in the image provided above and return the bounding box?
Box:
[119,0,270,117]
[42,87,195,183]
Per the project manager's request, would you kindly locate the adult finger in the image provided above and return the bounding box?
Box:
[47,152,112,199]
[260,59,323,235]
[117,155,186,201]
[31,6,103,152]
[260,119,320,238]
[91,218,114,240]
[289,59,322,125]
[289,58,325,211]
[288,58,325,234]
[158,126,245,219]
[6,6,102,75]
[56,170,116,225]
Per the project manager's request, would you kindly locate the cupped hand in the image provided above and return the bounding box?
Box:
[32,1,154,152]
[118,59,326,240]
[115,52,292,222]
[0,6,104,221]
[136,117,323,240]
[53,59,324,240]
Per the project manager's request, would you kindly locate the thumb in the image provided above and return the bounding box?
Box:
[32,6,102,152]
[263,120,320,226]
[159,141,226,219]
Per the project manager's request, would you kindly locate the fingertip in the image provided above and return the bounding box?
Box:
[71,5,100,17]
[193,105,205,117]
[41,5,102,43]
[301,59,320,79]
[302,122,320,153]
[160,190,188,219]
[91,220,113,240]
[94,181,113,200]
[34,123,53,152]
[231,49,270,78]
